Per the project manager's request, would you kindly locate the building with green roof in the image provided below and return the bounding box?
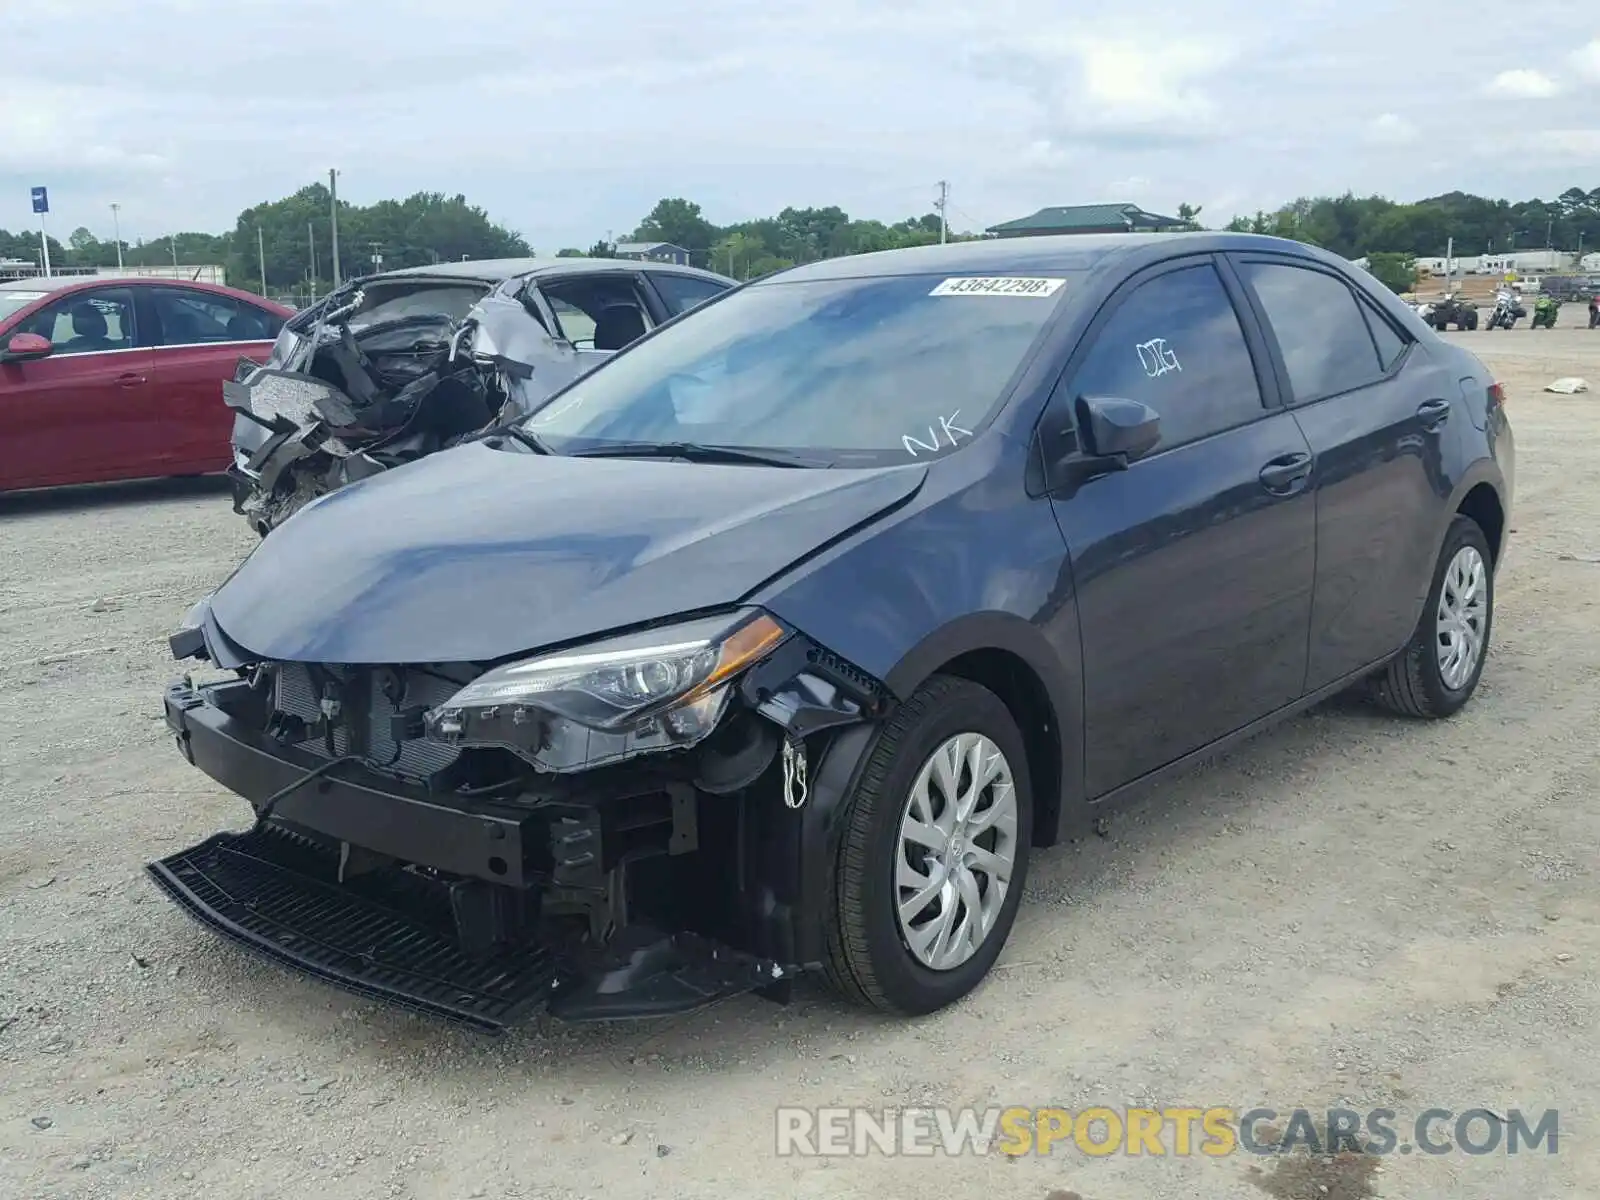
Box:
[986,203,1187,238]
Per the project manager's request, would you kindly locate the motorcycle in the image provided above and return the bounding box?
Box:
[1530,296,1560,330]
[1485,287,1526,330]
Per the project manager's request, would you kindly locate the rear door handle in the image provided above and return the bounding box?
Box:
[1417,398,1451,429]
[116,371,146,388]
[1258,451,1313,494]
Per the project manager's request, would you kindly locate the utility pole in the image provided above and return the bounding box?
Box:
[329,168,342,287]
[936,180,949,244]
[308,222,317,301]
[257,226,268,296]
[110,203,124,269]
[170,235,179,268]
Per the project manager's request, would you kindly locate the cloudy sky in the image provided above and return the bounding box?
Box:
[3,0,1596,251]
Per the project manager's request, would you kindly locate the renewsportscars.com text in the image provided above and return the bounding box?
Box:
[774,1106,1559,1158]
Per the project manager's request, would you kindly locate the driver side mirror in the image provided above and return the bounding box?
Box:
[1,332,53,364]
[1076,394,1162,464]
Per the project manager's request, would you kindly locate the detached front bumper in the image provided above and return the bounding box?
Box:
[155,681,799,1030]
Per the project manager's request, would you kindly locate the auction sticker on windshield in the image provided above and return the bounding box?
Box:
[929,277,1066,297]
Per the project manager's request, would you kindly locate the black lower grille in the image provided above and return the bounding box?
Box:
[147,827,557,1032]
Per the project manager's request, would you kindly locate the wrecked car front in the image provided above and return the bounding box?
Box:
[157,441,921,1027]
[224,275,588,536]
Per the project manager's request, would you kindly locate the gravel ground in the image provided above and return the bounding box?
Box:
[1,324,1596,1200]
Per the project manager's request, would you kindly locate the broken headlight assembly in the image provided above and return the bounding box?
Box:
[423,609,788,773]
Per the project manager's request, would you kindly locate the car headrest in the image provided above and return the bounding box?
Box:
[592,304,647,351]
[71,304,109,340]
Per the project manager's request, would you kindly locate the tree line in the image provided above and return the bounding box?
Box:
[561,197,977,279]
[4,181,1594,300]
[0,183,531,300]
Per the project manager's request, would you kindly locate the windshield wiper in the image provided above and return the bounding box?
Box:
[566,441,824,468]
[471,422,552,454]
[566,444,825,467]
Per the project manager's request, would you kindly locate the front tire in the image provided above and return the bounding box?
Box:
[1368,515,1493,718]
[823,675,1033,1015]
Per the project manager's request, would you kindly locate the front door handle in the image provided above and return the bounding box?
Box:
[1259,451,1313,494]
[116,371,146,388]
[1417,398,1451,429]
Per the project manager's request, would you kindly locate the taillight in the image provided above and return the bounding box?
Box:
[1487,382,1506,409]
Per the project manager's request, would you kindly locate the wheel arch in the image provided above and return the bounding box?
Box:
[884,612,1084,847]
[1454,479,1505,566]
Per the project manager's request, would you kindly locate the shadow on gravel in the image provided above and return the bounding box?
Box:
[0,474,232,518]
[1244,1120,1380,1200]
[1248,1150,1379,1200]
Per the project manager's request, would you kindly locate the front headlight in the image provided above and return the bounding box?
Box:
[424,609,788,773]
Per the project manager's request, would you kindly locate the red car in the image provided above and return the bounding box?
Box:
[0,276,293,492]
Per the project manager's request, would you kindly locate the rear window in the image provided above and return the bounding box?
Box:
[0,291,49,324]
[523,272,1073,464]
[347,281,491,327]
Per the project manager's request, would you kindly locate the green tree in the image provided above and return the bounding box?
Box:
[556,247,585,257]
[1364,251,1417,293]
[631,198,717,261]
[1176,202,1203,230]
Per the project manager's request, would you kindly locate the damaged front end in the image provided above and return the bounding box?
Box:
[226,285,586,536]
[154,603,891,1030]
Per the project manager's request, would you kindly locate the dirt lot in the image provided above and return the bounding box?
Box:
[2,324,1596,1200]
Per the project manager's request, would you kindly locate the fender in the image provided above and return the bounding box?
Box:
[884,608,1085,847]
[1441,456,1508,562]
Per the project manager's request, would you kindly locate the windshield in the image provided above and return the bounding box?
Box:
[0,291,50,324]
[520,272,1073,464]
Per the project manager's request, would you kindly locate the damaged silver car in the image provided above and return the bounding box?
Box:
[224,257,734,534]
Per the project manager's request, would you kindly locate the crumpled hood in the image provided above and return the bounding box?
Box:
[209,440,925,664]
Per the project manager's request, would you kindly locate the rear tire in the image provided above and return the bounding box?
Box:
[822,675,1033,1015]
[1368,515,1493,719]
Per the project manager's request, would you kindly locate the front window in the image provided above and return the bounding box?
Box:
[522,272,1073,464]
[18,288,137,355]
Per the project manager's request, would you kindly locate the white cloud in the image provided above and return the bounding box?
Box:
[1572,39,1600,81]
[1485,68,1560,98]
[1366,113,1420,145]
[971,30,1236,149]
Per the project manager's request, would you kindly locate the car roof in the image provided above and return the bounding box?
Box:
[765,231,1334,282]
[0,275,105,294]
[370,257,734,285]
[0,273,294,312]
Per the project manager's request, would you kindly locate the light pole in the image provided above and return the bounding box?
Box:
[329,168,342,287]
[110,203,124,269]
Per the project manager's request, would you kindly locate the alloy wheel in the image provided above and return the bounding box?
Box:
[1435,544,1488,690]
[894,732,1020,971]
